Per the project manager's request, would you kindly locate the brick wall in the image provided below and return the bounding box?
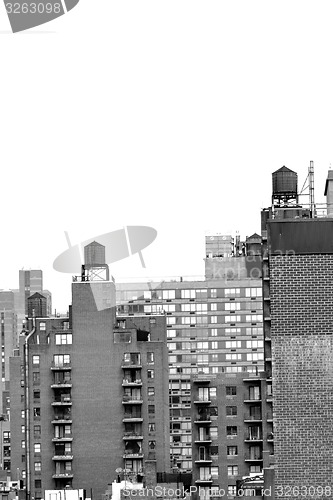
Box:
[270,254,333,499]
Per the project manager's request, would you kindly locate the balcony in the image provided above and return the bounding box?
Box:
[244,398,261,403]
[53,454,73,461]
[51,382,72,389]
[121,357,142,369]
[52,396,72,406]
[194,416,211,425]
[51,362,71,371]
[244,414,262,422]
[267,433,274,442]
[52,436,73,442]
[194,436,212,444]
[52,415,72,424]
[122,379,142,386]
[123,433,143,440]
[123,414,143,423]
[244,436,263,442]
[122,396,143,404]
[123,451,144,459]
[245,454,263,462]
[195,476,213,484]
[267,413,273,422]
[52,473,74,479]
[194,398,211,405]
[194,456,212,464]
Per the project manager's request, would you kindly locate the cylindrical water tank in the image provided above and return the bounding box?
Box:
[272,166,298,196]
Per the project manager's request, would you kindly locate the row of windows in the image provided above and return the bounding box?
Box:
[117,287,262,302]
[143,302,262,314]
[167,327,263,338]
[169,365,262,375]
[169,353,264,363]
[168,340,263,350]
[166,315,263,325]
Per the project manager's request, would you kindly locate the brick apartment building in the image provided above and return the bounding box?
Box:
[9,243,170,500]
[261,166,333,499]
[190,372,273,500]
[116,236,264,472]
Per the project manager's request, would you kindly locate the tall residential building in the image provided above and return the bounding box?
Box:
[9,243,170,500]
[0,291,17,419]
[190,371,273,499]
[261,165,333,498]
[117,236,264,472]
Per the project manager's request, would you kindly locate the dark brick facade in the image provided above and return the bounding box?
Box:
[270,250,333,499]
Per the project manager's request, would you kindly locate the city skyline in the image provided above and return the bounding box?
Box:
[0,161,329,314]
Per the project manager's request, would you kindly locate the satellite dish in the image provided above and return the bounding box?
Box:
[115,468,123,474]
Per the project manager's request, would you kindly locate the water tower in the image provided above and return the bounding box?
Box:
[272,166,298,207]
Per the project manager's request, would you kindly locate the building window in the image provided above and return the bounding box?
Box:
[211,303,217,311]
[148,387,155,397]
[247,353,264,361]
[227,446,238,456]
[209,388,216,398]
[21,425,25,433]
[21,440,25,449]
[228,486,237,496]
[33,372,40,384]
[34,443,41,453]
[225,303,240,311]
[33,390,40,400]
[148,405,155,414]
[211,466,218,479]
[32,356,40,365]
[55,334,72,345]
[225,316,241,323]
[39,323,46,331]
[210,289,217,298]
[210,427,218,439]
[53,354,70,367]
[147,370,154,379]
[34,425,41,438]
[3,432,10,443]
[227,465,238,476]
[226,341,241,349]
[21,410,25,419]
[34,408,41,419]
[225,288,240,297]
[226,426,237,437]
[162,290,175,300]
[245,288,262,298]
[226,406,237,416]
[35,480,42,489]
[148,441,156,449]
[148,423,155,432]
[211,328,217,337]
[34,462,41,472]
[147,352,154,364]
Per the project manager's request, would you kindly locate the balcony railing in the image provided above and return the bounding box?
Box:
[194,398,211,405]
[122,379,142,386]
[244,415,262,421]
[51,362,71,370]
[122,395,143,403]
[52,395,72,405]
[121,359,142,368]
[194,415,211,423]
[53,453,73,461]
[52,473,74,479]
[123,432,143,440]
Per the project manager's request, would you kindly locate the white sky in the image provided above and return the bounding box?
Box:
[0,0,333,311]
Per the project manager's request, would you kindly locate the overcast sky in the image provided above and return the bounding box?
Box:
[1,0,333,311]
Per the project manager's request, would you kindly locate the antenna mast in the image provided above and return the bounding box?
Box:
[309,161,315,217]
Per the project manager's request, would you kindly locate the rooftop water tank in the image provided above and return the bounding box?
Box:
[272,166,298,198]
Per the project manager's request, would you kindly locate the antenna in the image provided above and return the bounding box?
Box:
[309,161,315,217]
